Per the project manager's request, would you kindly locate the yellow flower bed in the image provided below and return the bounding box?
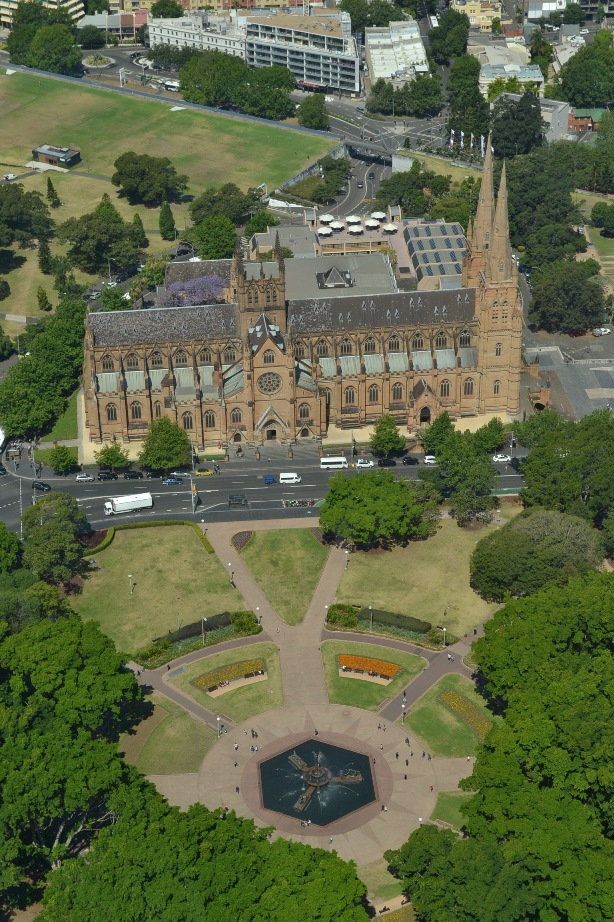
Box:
[440,689,492,740]
[195,658,266,690]
[338,654,400,677]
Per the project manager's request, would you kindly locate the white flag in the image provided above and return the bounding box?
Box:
[449,130,454,149]
[470,133,475,149]
[480,135,485,156]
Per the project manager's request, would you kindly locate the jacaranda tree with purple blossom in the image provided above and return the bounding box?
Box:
[157,275,225,307]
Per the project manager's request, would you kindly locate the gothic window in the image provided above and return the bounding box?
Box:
[263,349,275,365]
[106,404,117,422]
[224,347,236,364]
[440,379,450,398]
[126,353,139,370]
[463,378,474,397]
[459,330,471,348]
[340,339,352,356]
[271,287,278,305]
[154,401,162,418]
[299,403,310,419]
[364,336,376,354]
[182,412,194,430]
[247,289,254,304]
[392,382,403,401]
[502,308,509,322]
[294,342,305,359]
[388,334,400,352]
[130,402,142,420]
[175,349,188,366]
[492,308,499,321]
[495,342,502,357]
[435,331,447,349]
[230,408,242,424]
[150,351,163,368]
[266,287,272,304]
[257,372,282,395]
[200,348,212,364]
[102,354,114,372]
[412,334,424,351]
[368,384,379,403]
[494,380,501,395]
[204,410,215,428]
[316,340,329,358]
[344,386,356,406]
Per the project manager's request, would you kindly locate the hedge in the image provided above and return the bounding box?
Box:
[82,520,214,556]
[357,606,431,634]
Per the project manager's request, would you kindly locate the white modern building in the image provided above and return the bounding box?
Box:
[364,20,429,87]
[244,12,360,95]
[148,11,245,58]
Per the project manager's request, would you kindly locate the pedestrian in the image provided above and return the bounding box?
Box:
[377,723,381,730]
[467,755,471,762]
[235,786,240,794]
[427,753,431,761]
[450,656,454,662]
[422,751,425,758]
[167,664,170,672]
[244,729,248,736]
[329,837,333,845]
[404,774,407,781]
[276,627,280,633]
[373,757,376,765]
[395,752,399,760]
[380,744,383,751]
[383,725,386,732]
[447,653,452,661]
[405,737,410,746]
[314,729,318,736]
[405,758,409,767]
[234,743,239,751]
[429,785,433,792]
[403,689,406,696]
[234,761,238,767]
[410,751,413,757]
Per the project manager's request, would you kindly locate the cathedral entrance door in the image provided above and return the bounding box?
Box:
[419,407,431,425]
[266,428,277,441]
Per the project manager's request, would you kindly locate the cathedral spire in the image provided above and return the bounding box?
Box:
[472,135,495,256]
[491,161,513,282]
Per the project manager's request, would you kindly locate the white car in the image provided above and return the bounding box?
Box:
[580,28,589,34]
[169,470,190,478]
[75,472,95,482]
[592,328,611,337]
[423,455,437,465]
[492,453,512,463]
[356,458,374,468]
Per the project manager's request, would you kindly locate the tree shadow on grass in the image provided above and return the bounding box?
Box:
[0,248,26,275]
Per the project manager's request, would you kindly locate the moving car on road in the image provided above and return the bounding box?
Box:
[377,458,397,467]
[592,328,611,336]
[423,455,437,465]
[123,470,144,480]
[162,476,183,485]
[356,458,374,468]
[493,453,512,463]
[402,456,419,465]
[76,472,95,482]
[193,468,215,476]
[32,481,51,492]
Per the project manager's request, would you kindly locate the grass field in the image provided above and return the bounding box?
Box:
[587,226,614,291]
[402,149,481,186]
[336,518,505,640]
[40,388,79,441]
[357,859,404,904]
[405,674,496,758]
[169,642,283,723]
[121,691,216,775]
[430,791,472,830]
[72,526,245,654]
[34,445,78,467]
[321,640,425,710]
[240,529,329,624]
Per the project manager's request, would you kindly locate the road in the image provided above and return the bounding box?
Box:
[0,443,524,537]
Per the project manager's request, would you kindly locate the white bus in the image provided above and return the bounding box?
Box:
[320,456,349,470]
[163,80,180,92]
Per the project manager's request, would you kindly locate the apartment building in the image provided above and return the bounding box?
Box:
[450,0,507,31]
[0,0,83,28]
[148,12,245,58]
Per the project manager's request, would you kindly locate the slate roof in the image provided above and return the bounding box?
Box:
[247,314,286,354]
[90,304,240,347]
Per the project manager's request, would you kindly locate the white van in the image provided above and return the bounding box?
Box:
[279,472,302,484]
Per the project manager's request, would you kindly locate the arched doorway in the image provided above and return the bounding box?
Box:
[300,427,310,438]
[420,407,431,425]
[233,432,242,443]
[266,428,277,441]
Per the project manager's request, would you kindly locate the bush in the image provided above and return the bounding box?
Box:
[357,607,431,634]
[327,603,359,628]
[230,609,260,634]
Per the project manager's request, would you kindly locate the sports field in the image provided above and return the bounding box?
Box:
[0,69,333,190]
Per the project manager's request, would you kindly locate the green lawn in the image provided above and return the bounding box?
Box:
[121,691,217,775]
[401,149,481,186]
[169,642,283,723]
[34,446,78,467]
[405,674,496,758]
[321,640,425,710]
[430,791,472,830]
[240,529,329,624]
[336,518,505,641]
[40,389,79,441]
[357,859,404,904]
[72,526,245,654]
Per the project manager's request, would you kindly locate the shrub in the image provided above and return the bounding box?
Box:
[356,607,431,634]
[327,603,359,628]
[440,689,492,739]
[232,531,253,552]
[230,609,260,634]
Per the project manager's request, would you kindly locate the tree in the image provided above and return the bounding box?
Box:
[27,24,82,75]
[157,275,225,307]
[404,73,443,117]
[297,94,329,130]
[140,254,169,288]
[603,206,614,238]
[446,53,490,140]
[159,200,176,240]
[491,91,545,158]
[244,210,279,238]
[592,201,609,227]
[137,417,192,471]
[514,407,565,448]
[0,182,53,247]
[428,9,470,64]
[491,16,501,33]
[179,50,249,108]
[189,183,255,226]
[111,152,188,206]
[339,0,370,32]
[131,213,148,248]
[0,522,22,573]
[38,235,53,274]
[505,145,577,251]
[23,516,83,584]
[559,38,614,108]
[188,215,237,259]
[78,24,105,48]
[22,490,86,538]
[57,194,140,275]
[471,417,505,455]
[421,410,455,455]
[94,442,131,471]
[37,286,52,312]
[369,414,406,457]
[150,0,183,16]
[46,445,76,475]
[529,258,605,333]
[428,432,496,525]
[46,176,60,208]
[320,470,438,547]
[98,287,131,312]
[562,1,585,23]
[470,508,603,601]
[0,329,14,360]
[7,23,38,64]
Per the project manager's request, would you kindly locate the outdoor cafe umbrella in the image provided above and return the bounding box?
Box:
[382,223,398,233]
[346,215,362,224]
[371,211,386,220]
[365,219,380,228]
[317,226,333,235]
[330,221,345,230]
[347,225,364,234]
[320,214,334,223]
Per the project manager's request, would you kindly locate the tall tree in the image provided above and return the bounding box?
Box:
[94,442,131,471]
[297,94,329,130]
[150,0,183,16]
[27,24,82,75]
[46,176,60,208]
[57,194,140,275]
[188,215,237,259]
[491,91,545,158]
[189,183,254,226]
[46,445,76,474]
[158,200,176,240]
[111,152,188,206]
[369,414,406,457]
[131,213,148,248]
[529,258,605,333]
[137,417,192,471]
[36,286,52,312]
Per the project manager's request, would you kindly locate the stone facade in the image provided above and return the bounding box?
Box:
[83,148,521,447]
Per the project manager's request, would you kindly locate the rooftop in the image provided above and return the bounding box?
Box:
[403,219,467,284]
[284,253,397,300]
[365,20,429,81]
[246,12,344,38]
[480,63,544,80]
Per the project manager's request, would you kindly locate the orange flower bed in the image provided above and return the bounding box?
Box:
[338,654,400,677]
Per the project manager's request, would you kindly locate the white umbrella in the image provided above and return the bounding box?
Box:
[330,221,344,230]
[382,223,398,233]
[371,211,386,220]
[346,215,362,224]
[365,219,380,228]
[317,226,333,235]
[347,225,363,234]
[320,214,334,223]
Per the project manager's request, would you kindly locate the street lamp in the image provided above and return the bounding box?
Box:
[128,574,133,594]
[228,562,233,585]
[369,605,373,633]
[202,617,207,646]
[256,606,260,624]
[402,702,406,723]
[345,549,349,569]
[325,605,328,624]
[217,716,221,738]
[443,626,446,647]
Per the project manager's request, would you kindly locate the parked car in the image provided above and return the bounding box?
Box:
[377,458,397,467]
[76,472,95,482]
[423,455,437,465]
[492,453,512,463]
[144,469,164,478]
[97,471,118,481]
[123,470,144,480]
[356,458,374,468]
[32,481,51,492]
[162,476,183,485]
[3,174,17,181]
[592,327,611,337]
[402,456,419,465]
[169,470,190,478]
[194,468,215,476]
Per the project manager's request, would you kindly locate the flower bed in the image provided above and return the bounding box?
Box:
[232,531,253,552]
[439,690,492,740]
[338,654,400,680]
[194,658,266,692]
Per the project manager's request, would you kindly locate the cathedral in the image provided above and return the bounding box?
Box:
[83,148,522,448]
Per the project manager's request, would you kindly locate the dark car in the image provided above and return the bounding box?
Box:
[402,456,419,465]
[123,470,144,480]
[368,172,375,180]
[144,469,164,479]
[377,458,397,467]
[97,471,118,481]
[0,464,6,476]
[162,476,183,485]
[32,481,51,492]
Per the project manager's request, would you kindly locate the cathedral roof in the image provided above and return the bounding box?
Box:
[89,303,240,347]
[247,314,286,354]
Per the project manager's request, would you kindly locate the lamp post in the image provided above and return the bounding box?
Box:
[202,617,207,646]
[217,716,221,738]
[325,605,328,625]
[402,702,406,723]
[443,626,446,648]
[128,574,133,594]
[228,562,233,585]
[256,606,260,624]
[369,605,373,633]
